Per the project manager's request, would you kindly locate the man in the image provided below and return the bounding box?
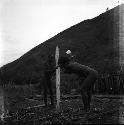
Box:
[42,55,57,106]
[58,56,98,112]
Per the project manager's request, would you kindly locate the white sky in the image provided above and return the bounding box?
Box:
[0,0,123,66]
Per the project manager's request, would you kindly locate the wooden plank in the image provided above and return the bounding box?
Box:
[55,46,60,111]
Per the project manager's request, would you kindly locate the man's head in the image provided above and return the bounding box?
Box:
[66,50,75,61]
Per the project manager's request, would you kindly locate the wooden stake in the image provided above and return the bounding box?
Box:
[55,46,60,111]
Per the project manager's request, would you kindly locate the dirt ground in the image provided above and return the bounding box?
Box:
[0,95,122,125]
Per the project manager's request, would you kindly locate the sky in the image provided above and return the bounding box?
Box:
[0,0,123,67]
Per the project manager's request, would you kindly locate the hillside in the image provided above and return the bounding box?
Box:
[0,5,121,84]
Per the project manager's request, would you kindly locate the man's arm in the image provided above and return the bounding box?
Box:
[45,66,59,73]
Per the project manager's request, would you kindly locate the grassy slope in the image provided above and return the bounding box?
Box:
[0,5,120,84]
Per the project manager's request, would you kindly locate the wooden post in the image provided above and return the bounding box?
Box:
[55,46,60,111]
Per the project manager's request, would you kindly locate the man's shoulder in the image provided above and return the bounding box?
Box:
[69,62,82,66]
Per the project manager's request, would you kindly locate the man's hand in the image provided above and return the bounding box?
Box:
[55,65,59,69]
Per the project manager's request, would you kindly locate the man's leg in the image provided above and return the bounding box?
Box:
[80,89,89,112]
[43,79,48,106]
[81,70,98,111]
[47,80,54,106]
[87,79,97,110]
[87,90,92,110]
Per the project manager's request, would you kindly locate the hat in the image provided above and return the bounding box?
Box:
[66,50,71,55]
